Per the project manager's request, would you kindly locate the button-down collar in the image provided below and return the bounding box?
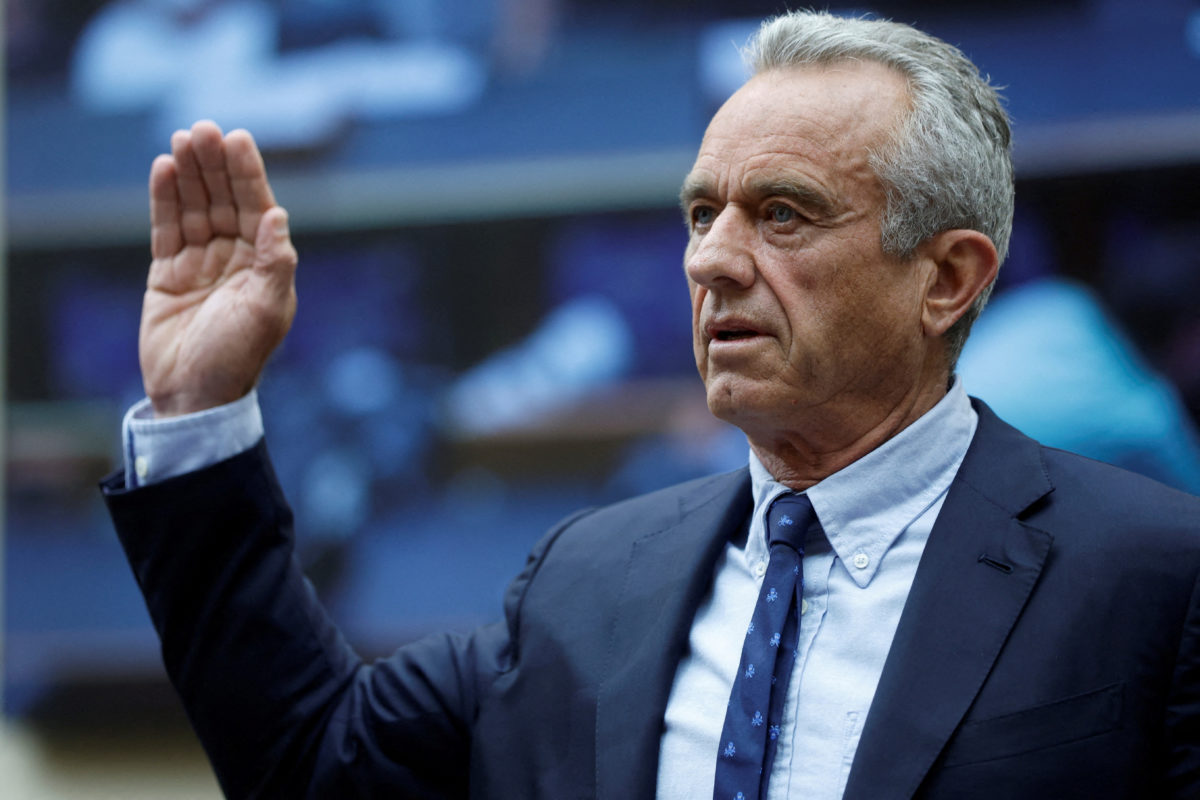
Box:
[747,379,978,588]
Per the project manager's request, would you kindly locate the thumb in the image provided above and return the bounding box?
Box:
[254,206,299,286]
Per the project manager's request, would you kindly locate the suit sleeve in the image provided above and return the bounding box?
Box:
[1166,561,1200,797]
[101,439,541,799]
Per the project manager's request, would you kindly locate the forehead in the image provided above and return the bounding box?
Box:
[687,62,911,203]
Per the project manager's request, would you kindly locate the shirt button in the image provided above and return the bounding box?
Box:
[801,598,809,615]
[753,562,767,578]
[853,552,870,570]
[134,456,149,480]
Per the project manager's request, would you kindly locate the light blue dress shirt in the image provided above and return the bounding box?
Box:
[123,380,977,799]
[656,380,977,799]
[122,390,264,488]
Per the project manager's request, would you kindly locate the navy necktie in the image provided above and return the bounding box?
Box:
[713,493,815,800]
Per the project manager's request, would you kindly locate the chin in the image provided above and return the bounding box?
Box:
[703,377,766,427]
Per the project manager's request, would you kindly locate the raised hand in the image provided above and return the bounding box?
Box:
[140,120,298,417]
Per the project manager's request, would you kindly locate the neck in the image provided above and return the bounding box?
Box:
[747,376,950,490]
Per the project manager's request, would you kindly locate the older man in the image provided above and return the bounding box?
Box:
[103,10,1199,800]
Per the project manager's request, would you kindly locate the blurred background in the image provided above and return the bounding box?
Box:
[5,0,1200,796]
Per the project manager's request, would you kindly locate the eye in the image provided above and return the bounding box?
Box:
[691,205,716,229]
[768,204,797,224]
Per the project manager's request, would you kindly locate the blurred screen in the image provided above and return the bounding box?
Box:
[7,0,1200,720]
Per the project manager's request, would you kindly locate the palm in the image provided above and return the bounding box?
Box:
[140,121,297,416]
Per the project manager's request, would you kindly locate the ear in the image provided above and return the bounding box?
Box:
[918,229,999,338]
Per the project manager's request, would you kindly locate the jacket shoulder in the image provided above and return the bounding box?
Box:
[1037,445,1200,534]
[574,467,750,530]
[966,398,1199,529]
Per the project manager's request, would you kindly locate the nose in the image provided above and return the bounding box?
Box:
[683,207,756,290]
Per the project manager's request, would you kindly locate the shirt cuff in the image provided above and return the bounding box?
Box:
[122,390,265,488]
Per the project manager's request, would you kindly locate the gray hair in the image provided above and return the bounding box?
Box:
[745,11,1014,365]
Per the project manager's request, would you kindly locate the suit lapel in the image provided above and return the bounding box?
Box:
[595,468,752,800]
[844,402,1055,800]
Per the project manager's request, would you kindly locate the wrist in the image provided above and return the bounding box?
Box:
[147,382,255,419]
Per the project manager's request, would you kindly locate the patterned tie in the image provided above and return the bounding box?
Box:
[713,492,815,800]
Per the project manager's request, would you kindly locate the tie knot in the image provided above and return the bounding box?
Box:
[766,493,814,553]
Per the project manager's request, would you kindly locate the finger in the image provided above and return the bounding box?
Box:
[190,120,239,238]
[149,154,183,260]
[225,129,276,243]
[171,128,213,245]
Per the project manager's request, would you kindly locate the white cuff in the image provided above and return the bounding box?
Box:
[123,390,265,488]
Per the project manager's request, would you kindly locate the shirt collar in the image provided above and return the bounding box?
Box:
[747,379,979,587]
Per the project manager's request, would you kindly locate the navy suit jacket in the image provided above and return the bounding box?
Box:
[102,401,1200,798]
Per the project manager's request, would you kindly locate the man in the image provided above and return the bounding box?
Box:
[103,10,1200,799]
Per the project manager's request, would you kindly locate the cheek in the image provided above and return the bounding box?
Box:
[836,282,925,359]
[769,271,822,343]
[687,281,705,325]
[776,275,885,363]
[687,283,706,367]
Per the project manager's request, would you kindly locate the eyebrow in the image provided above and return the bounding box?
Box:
[747,176,839,218]
[678,173,839,219]
[678,174,715,215]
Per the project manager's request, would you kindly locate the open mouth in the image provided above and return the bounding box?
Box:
[714,329,759,341]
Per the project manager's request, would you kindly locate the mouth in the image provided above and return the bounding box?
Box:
[706,319,766,343]
[713,329,760,341]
